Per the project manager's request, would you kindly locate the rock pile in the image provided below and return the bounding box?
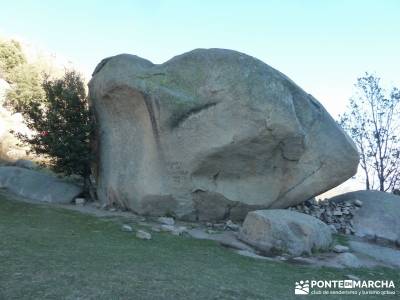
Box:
[288,198,362,235]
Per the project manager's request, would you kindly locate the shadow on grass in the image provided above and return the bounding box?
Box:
[0,193,398,300]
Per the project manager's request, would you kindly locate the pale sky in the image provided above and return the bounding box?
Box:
[0,0,399,118]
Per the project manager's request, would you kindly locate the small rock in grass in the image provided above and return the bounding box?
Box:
[160,224,175,232]
[157,217,175,225]
[345,274,361,281]
[121,224,133,232]
[276,256,288,261]
[172,226,188,236]
[136,230,152,240]
[75,198,86,206]
[336,253,362,268]
[333,209,343,216]
[333,245,349,253]
[291,256,313,264]
[151,226,161,232]
[160,224,187,236]
[225,220,240,231]
[213,223,225,229]
[236,250,272,260]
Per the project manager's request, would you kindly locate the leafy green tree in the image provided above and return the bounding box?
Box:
[0,38,45,112]
[340,73,400,192]
[0,39,26,78]
[4,63,45,111]
[15,71,94,186]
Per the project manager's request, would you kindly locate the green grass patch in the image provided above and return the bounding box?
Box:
[0,194,398,299]
[334,234,350,246]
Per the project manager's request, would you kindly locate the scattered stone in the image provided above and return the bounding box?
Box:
[291,256,314,264]
[212,223,225,230]
[333,245,349,253]
[109,208,116,212]
[276,256,288,261]
[345,274,361,281]
[160,224,175,232]
[354,199,363,207]
[206,229,218,234]
[239,210,332,256]
[121,224,133,232]
[75,198,86,206]
[150,226,161,232]
[136,230,151,240]
[157,217,175,226]
[225,220,240,231]
[171,226,188,236]
[236,250,273,260]
[160,224,187,236]
[335,253,362,268]
[333,209,343,216]
[187,229,255,252]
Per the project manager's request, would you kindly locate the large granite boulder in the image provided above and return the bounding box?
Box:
[89,49,359,220]
[0,166,82,203]
[238,210,332,256]
[330,190,400,245]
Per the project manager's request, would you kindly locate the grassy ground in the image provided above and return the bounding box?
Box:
[0,192,399,300]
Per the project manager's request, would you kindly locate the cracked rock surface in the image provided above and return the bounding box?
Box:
[89,48,359,221]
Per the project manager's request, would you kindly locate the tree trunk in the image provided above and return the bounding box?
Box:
[84,176,97,200]
[379,178,385,192]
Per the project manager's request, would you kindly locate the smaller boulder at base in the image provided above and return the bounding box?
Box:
[0,166,83,204]
[238,209,332,256]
